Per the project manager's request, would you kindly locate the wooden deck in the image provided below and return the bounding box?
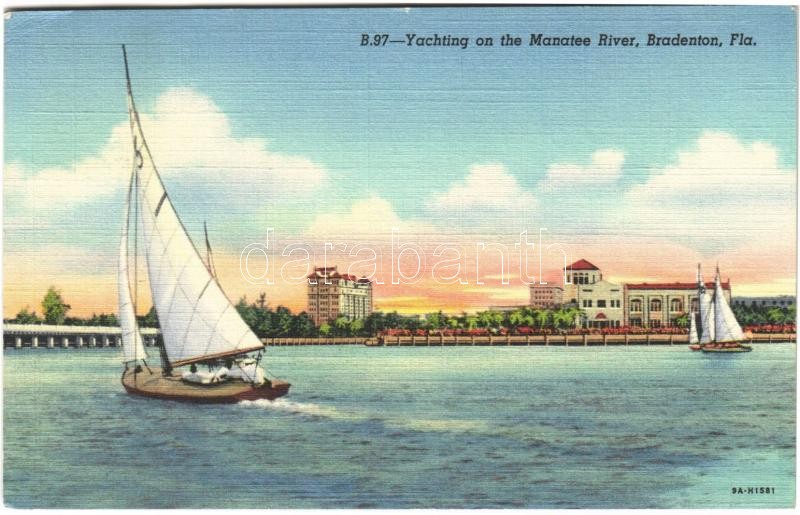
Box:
[121,367,290,403]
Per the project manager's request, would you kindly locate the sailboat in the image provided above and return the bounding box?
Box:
[688,264,751,353]
[118,45,290,402]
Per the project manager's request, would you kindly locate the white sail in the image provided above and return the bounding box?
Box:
[118,173,148,362]
[125,69,263,367]
[697,265,715,344]
[713,267,744,342]
[689,314,699,344]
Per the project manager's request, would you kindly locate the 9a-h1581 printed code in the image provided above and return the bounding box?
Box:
[732,487,775,494]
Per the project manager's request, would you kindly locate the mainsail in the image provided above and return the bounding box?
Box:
[123,46,263,368]
[697,265,715,343]
[119,172,148,363]
[713,266,744,342]
[689,314,699,345]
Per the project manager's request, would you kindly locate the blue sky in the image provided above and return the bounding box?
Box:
[4,7,797,314]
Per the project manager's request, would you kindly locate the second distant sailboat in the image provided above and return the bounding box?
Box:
[688,264,752,353]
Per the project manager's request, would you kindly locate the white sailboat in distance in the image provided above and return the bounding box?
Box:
[118,45,291,402]
[688,263,751,353]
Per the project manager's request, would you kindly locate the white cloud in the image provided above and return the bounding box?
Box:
[436,164,537,210]
[428,164,539,233]
[306,195,434,241]
[618,131,795,250]
[541,148,625,189]
[5,88,327,209]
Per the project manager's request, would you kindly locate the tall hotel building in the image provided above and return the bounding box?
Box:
[307,266,373,325]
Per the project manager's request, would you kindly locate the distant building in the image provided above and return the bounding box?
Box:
[563,259,623,328]
[623,282,731,328]
[307,266,373,326]
[732,295,795,309]
[529,285,564,308]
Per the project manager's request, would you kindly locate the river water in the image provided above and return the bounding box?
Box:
[4,344,795,508]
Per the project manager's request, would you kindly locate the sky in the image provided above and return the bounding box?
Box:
[4,6,797,317]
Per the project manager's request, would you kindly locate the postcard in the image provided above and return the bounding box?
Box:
[3,5,796,509]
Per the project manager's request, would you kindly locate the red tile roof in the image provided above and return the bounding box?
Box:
[567,259,599,271]
[626,281,730,291]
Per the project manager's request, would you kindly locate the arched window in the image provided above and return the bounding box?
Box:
[650,298,662,312]
[690,298,699,313]
[630,299,642,312]
[670,298,683,313]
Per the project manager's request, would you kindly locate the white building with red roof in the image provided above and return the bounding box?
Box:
[623,281,731,328]
[563,259,624,328]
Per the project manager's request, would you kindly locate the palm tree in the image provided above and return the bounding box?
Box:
[534,309,551,329]
[508,309,525,328]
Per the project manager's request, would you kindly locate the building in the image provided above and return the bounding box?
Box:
[307,266,373,326]
[529,285,564,308]
[563,259,623,328]
[623,282,731,328]
[732,295,795,309]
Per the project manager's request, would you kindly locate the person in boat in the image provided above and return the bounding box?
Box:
[211,363,229,383]
[181,363,214,384]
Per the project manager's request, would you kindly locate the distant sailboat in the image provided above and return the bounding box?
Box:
[118,45,290,402]
[688,264,751,353]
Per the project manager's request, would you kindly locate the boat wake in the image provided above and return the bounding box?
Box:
[239,399,491,434]
[238,398,355,420]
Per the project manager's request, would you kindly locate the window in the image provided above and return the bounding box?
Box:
[650,299,662,312]
[650,319,662,328]
[670,298,683,313]
[630,299,642,312]
[597,300,606,308]
[691,298,699,313]
[582,299,593,308]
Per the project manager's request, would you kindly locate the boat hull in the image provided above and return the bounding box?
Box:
[699,341,752,353]
[701,346,752,353]
[122,367,290,403]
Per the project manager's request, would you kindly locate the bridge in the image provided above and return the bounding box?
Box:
[3,324,161,349]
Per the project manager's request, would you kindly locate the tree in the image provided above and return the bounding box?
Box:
[290,312,317,337]
[674,313,690,328]
[349,318,365,336]
[534,309,551,329]
[13,307,41,324]
[138,306,160,328]
[767,307,787,325]
[334,315,350,336]
[319,323,331,336]
[425,311,445,330]
[41,287,70,325]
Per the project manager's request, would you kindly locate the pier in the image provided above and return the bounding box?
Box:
[3,324,160,349]
[4,324,793,348]
[264,332,795,347]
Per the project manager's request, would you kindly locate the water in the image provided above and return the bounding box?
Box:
[4,345,795,508]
